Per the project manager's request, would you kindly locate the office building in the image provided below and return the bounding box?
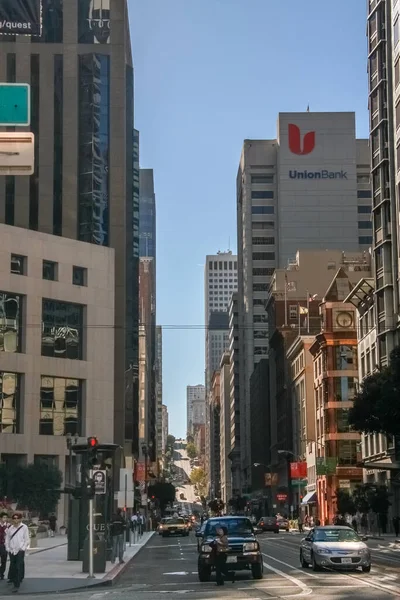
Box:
[249,359,270,516]
[0,1,139,473]
[208,371,221,498]
[155,326,163,464]
[139,169,156,259]
[161,404,168,466]
[0,224,115,524]
[236,111,371,491]
[219,352,232,505]
[228,293,241,498]
[186,384,205,436]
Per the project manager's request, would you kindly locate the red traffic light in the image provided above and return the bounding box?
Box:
[87,436,98,448]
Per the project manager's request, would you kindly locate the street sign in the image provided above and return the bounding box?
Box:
[117,491,134,509]
[91,469,106,495]
[0,84,30,126]
[0,132,34,175]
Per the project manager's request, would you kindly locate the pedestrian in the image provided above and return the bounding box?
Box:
[392,516,400,537]
[48,514,57,538]
[298,514,303,533]
[351,516,358,533]
[0,512,9,581]
[315,519,321,526]
[110,509,126,565]
[5,513,30,593]
[211,526,230,586]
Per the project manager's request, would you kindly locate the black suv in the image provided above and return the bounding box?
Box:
[197,516,263,582]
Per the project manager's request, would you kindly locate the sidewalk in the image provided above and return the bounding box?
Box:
[0,531,154,595]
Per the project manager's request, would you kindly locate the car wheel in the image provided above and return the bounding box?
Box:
[362,565,371,573]
[311,553,321,572]
[198,566,212,582]
[300,550,308,568]
[251,563,263,579]
[274,530,279,534]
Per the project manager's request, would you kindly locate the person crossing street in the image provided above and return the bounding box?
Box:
[5,513,30,593]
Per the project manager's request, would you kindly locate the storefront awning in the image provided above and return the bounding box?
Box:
[301,492,317,505]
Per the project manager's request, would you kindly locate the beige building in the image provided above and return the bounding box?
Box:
[219,352,232,506]
[0,224,115,523]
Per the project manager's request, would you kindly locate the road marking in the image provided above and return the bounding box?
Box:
[261,559,312,597]
[163,571,190,575]
[262,551,320,579]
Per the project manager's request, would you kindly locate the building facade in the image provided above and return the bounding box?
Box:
[228,293,241,498]
[237,112,371,491]
[219,352,231,506]
[0,224,115,523]
[139,169,156,259]
[161,404,168,464]
[155,326,163,465]
[186,384,205,436]
[0,0,139,463]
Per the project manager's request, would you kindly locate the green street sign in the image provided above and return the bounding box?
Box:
[316,457,337,476]
[0,84,30,126]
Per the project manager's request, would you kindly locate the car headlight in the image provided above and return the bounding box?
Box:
[201,544,212,553]
[358,549,369,555]
[159,525,163,529]
[315,548,331,555]
[244,542,259,552]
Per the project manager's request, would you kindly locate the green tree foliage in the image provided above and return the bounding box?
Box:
[186,443,197,460]
[0,463,62,517]
[148,482,176,512]
[208,498,224,514]
[335,489,356,515]
[186,434,194,444]
[349,347,400,436]
[190,467,207,495]
[352,484,370,513]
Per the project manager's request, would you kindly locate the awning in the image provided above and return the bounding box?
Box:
[301,492,317,505]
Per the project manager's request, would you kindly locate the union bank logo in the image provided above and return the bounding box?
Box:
[288,123,315,155]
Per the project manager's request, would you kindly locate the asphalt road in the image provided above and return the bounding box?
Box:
[15,530,400,600]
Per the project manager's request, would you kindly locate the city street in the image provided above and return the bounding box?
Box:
[14,531,400,599]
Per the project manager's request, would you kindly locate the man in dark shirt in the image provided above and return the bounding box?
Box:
[110,509,126,564]
[0,512,9,580]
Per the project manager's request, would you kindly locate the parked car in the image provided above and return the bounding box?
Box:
[277,516,289,531]
[300,526,371,572]
[197,516,263,582]
[257,516,279,533]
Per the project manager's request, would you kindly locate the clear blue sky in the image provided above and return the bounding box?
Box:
[128,0,369,438]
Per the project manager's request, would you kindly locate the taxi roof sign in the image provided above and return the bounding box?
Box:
[0,84,30,126]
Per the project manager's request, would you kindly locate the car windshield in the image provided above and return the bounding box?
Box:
[314,528,361,543]
[167,518,185,525]
[205,518,253,536]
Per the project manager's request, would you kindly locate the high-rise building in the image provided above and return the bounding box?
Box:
[0,1,139,476]
[155,326,163,464]
[365,0,399,493]
[139,169,156,259]
[161,404,169,465]
[219,352,232,505]
[228,293,241,498]
[186,385,205,435]
[236,111,371,491]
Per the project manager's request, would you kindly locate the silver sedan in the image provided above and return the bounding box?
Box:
[300,526,371,573]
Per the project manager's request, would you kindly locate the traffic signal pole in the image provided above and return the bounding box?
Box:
[88,497,95,579]
[87,436,98,579]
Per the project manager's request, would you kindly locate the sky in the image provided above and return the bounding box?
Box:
[128,0,370,438]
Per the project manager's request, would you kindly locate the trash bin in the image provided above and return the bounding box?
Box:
[82,535,107,574]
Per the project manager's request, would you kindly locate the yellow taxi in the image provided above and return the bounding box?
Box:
[159,517,189,537]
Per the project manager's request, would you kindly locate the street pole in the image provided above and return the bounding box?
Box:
[88,497,95,579]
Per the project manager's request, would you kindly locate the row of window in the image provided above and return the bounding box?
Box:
[208,261,237,270]
[0,372,82,436]
[11,254,87,286]
[0,294,84,360]
[253,252,275,261]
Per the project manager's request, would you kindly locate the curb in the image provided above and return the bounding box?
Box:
[29,542,67,555]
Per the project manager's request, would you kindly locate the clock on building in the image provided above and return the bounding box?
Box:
[336,311,353,328]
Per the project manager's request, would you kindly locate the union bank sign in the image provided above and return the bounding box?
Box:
[289,169,348,180]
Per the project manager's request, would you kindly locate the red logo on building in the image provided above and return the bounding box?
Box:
[288,123,315,155]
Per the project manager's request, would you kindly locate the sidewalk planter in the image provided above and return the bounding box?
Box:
[28,528,38,548]
[59,525,67,535]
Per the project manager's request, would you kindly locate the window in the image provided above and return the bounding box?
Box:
[252,252,275,261]
[252,237,275,245]
[358,221,372,229]
[253,268,275,276]
[357,174,370,184]
[252,221,274,229]
[209,261,213,270]
[30,54,40,231]
[78,54,110,245]
[73,266,87,286]
[358,205,371,214]
[38,0,63,43]
[253,314,267,323]
[253,283,268,292]
[252,206,274,215]
[53,54,63,235]
[39,376,82,436]
[395,17,400,47]
[289,305,298,319]
[0,292,22,353]
[336,440,358,466]
[396,59,400,88]
[10,255,26,275]
[43,260,57,281]
[334,345,357,370]
[42,299,84,360]
[333,377,357,401]
[0,372,21,433]
[253,299,265,306]
[357,190,372,198]
[359,236,373,245]
[252,190,274,199]
[251,175,274,184]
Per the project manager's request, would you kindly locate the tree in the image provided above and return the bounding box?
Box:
[335,489,355,516]
[349,346,400,436]
[166,435,176,449]
[190,467,207,495]
[352,484,370,514]
[228,496,247,512]
[12,464,63,517]
[208,498,224,514]
[186,434,194,444]
[186,443,197,460]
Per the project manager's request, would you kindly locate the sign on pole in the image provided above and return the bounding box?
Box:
[91,469,106,495]
[0,1,42,37]
[0,84,30,126]
[117,491,134,509]
[0,132,34,175]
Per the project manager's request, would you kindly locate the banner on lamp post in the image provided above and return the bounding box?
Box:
[264,472,278,486]
[0,0,42,36]
[290,462,307,479]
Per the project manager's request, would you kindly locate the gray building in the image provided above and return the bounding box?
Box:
[0,0,139,463]
[139,169,156,259]
[237,111,372,491]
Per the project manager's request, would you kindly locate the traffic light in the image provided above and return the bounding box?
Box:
[85,478,95,499]
[87,436,99,467]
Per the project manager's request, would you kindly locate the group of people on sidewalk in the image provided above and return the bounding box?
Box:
[109,509,147,565]
[0,512,30,594]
